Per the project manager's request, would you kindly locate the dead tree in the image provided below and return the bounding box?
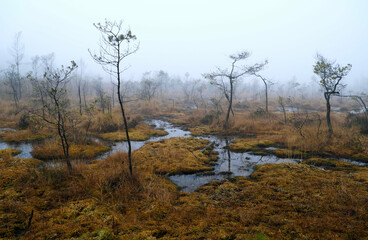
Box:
[140,72,160,102]
[89,19,139,177]
[278,96,287,124]
[76,59,86,115]
[93,78,108,113]
[4,65,20,108]
[9,32,24,101]
[203,51,267,128]
[339,94,368,123]
[250,72,273,113]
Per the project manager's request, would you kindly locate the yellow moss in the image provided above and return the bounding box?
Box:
[228,138,275,152]
[0,129,52,142]
[32,143,110,160]
[0,148,21,157]
[352,152,368,162]
[189,126,218,136]
[304,158,358,170]
[0,157,42,191]
[271,148,307,159]
[195,163,368,239]
[134,137,216,174]
[1,150,368,239]
[100,123,168,141]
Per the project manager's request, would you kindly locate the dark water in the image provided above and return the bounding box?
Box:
[0,141,33,159]
[169,136,300,192]
[1,121,366,192]
[96,119,191,159]
[0,128,33,159]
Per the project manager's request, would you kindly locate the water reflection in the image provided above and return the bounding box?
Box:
[170,135,300,192]
[96,119,191,159]
[0,141,33,159]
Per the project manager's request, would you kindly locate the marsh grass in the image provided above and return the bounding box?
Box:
[0,148,21,158]
[31,140,110,160]
[0,129,52,142]
[1,97,368,239]
[100,122,168,141]
[134,137,217,175]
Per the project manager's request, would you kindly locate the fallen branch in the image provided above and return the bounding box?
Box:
[201,141,215,153]
[187,149,201,161]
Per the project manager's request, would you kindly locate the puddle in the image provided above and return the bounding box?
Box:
[0,141,33,159]
[170,136,300,192]
[349,107,366,114]
[339,158,367,166]
[265,146,278,151]
[276,106,317,113]
[0,127,16,132]
[1,119,365,192]
[96,119,191,159]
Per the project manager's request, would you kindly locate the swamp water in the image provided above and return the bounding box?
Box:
[0,128,33,159]
[170,136,299,192]
[97,120,299,192]
[0,121,365,192]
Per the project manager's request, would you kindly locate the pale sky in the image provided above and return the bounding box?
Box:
[1,0,367,90]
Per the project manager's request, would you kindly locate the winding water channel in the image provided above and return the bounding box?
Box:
[0,121,365,192]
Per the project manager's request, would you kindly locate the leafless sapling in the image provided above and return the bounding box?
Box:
[249,69,272,113]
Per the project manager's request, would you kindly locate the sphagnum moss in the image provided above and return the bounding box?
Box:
[100,122,168,141]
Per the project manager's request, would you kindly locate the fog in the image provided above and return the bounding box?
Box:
[1,0,367,91]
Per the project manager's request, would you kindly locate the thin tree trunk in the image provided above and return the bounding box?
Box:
[78,85,82,115]
[57,107,72,172]
[225,80,233,128]
[12,86,19,109]
[325,93,333,135]
[16,63,22,100]
[117,62,132,177]
[265,82,268,113]
[83,87,87,108]
[112,84,115,107]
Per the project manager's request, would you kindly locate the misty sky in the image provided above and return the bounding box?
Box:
[1,0,367,91]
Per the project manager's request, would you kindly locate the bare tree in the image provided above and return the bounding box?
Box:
[82,78,89,108]
[89,19,139,177]
[339,94,368,125]
[313,54,352,134]
[4,65,20,108]
[250,71,272,113]
[140,72,160,102]
[76,59,86,115]
[203,51,267,127]
[92,77,108,113]
[9,32,24,101]
[33,61,78,172]
[29,55,46,118]
[278,96,287,124]
[182,78,200,108]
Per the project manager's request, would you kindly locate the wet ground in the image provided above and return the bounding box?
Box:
[0,121,366,192]
[170,135,299,192]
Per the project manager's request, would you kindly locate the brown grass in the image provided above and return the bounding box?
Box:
[1,97,368,239]
[228,138,276,152]
[134,137,217,175]
[100,122,168,141]
[0,148,21,158]
[32,140,110,160]
[0,129,52,142]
